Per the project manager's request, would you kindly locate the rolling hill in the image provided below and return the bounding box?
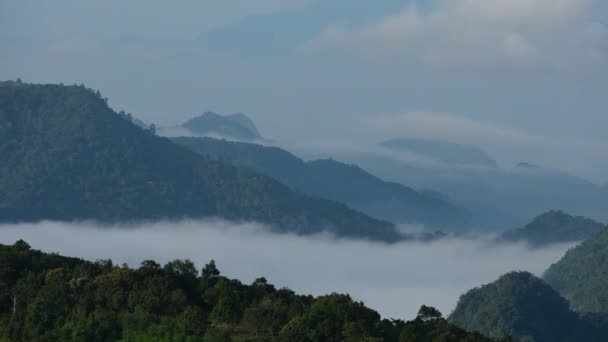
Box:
[450,272,603,342]
[501,210,604,246]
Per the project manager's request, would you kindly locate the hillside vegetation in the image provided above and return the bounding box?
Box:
[0,241,503,342]
[450,272,608,342]
[0,81,399,242]
[501,210,604,246]
[544,227,608,313]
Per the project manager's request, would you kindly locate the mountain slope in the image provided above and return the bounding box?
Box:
[501,210,604,246]
[0,81,398,242]
[450,272,600,342]
[543,227,608,313]
[171,137,471,231]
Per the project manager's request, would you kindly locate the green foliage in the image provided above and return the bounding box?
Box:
[0,81,398,242]
[502,210,604,246]
[449,272,604,342]
[543,227,608,313]
[0,241,499,341]
[172,137,470,231]
[399,306,500,342]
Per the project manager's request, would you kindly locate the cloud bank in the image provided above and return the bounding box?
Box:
[0,220,572,320]
[304,0,607,69]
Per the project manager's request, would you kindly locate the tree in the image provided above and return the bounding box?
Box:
[417,305,442,321]
[202,260,221,287]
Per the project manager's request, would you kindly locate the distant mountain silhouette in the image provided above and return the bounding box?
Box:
[329,147,606,231]
[380,138,498,168]
[180,112,263,141]
[172,137,471,231]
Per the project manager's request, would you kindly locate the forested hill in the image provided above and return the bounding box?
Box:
[172,137,471,231]
[449,272,608,342]
[0,241,503,341]
[543,227,608,313]
[0,81,399,242]
[501,210,604,246]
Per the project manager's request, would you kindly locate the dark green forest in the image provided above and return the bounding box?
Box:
[544,227,608,313]
[0,241,505,342]
[0,81,400,242]
[449,272,608,342]
[172,137,469,231]
[501,210,604,246]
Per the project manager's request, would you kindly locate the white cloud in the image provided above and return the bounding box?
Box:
[302,0,607,69]
[0,220,572,319]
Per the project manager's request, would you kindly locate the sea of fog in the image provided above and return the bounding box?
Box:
[0,220,574,320]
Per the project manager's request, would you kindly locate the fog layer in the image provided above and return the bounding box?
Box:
[0,220,572,319]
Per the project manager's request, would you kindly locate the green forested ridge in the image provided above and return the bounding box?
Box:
[0,81,400,242]
[543,227,608,313]
[449,272,608,342]
[171,137,470,231]
[501,210,604,246]
[0,241,504,342]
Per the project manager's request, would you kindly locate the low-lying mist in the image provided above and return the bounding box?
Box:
[0,220,573,320]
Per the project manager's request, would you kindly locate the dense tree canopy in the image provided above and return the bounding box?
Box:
[0,81,400,242]
[543,227,608,313]
[0,241,502,341]
[450,272,608,342]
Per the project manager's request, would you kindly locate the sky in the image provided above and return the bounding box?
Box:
[0,0,607,181]
[0,220,573,320]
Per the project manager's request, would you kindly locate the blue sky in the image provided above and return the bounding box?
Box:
[1,0,607,181]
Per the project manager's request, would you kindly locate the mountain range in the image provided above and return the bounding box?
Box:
[320,144,607,230]
[0,81,399,242]
[172,137,470,231]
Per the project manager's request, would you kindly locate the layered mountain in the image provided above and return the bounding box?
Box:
[450,272,603,342]
[543,227,608,313]
[325,145,606,231]
[380,138,498,168]
[501,210,604,246]
[0,81,399,242]
[171,137,471,231]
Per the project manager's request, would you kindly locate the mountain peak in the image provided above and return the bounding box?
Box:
[182,111,262,141]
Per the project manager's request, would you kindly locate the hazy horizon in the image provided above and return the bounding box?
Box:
[1,0,607,182]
